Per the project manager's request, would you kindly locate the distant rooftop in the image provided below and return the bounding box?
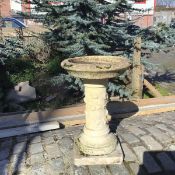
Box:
[156,0,175,7]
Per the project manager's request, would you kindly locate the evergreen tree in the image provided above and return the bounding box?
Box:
[25,0,137,98]
[27,0,175,98]
[30,0,135,59]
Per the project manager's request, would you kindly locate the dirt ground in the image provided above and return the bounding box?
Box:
[149,47,175,71]
[1,26,47,37]
[148,47,175,94]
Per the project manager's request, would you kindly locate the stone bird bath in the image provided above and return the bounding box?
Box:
[61,56,130,157]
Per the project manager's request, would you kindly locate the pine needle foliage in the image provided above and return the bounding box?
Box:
[141,23,175,52]
[24,0,175,99]
[26,0,136,98]
[29,0,135,59]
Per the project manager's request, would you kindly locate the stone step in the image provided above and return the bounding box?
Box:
[0,121,60,138]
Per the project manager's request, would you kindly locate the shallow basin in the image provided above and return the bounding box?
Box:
[61,56,130,79]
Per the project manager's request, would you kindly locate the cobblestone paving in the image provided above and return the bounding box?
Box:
[1,111,175,175]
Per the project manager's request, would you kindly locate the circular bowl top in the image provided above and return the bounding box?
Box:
[61,56,130,79]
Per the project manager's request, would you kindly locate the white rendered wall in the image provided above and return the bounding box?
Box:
[10,0,22,13]
[132,0,155,15]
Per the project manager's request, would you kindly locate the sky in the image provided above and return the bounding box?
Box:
[156,0,175,7]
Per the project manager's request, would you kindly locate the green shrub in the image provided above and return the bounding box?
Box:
[5,58,34,74]
[24,37,50,63]
[10,69,35,85]
[46,58,63,76]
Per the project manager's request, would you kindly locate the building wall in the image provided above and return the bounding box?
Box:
[133,0,156,15]
[10,0,22,13]
[129,0,155,28]
[133,15,154,28]
[0,0,30,17]
[21,0,31,14]
[0,0,11,17]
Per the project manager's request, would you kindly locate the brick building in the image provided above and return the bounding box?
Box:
[0,0,156,28]
[130,0,156,28]
[0,0,30,17]
[0,0,11,17]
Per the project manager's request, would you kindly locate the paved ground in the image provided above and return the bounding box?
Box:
[0,111,175,175]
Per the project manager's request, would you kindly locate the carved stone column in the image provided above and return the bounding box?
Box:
[78,80,117,155]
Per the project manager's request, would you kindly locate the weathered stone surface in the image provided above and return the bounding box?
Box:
[122,143,137,162]
[0,139,13,149]
[62,56,130,156]
[30,135,42,144]
[167,145,175,159]
[7,81,36,103]
[10,152,26,164]
[121,133,139,144]
[75,166,90,175]
[65,126,83,135]
[41,131,53,138]
[126,126,145,136]
[61,56,130,79]
[47,158,65,174]
[128,162,147,175]
[74,142,123,166]
[53,129,66,139]
[168,144,175,151]
[133,146,147,163]
[42,136,55,145]
[59,137,73,154]
[0,159,9,175]
[45,143,62,159]
[156,114,175,125]
[0,148,10,160]
[0,122,59,138]
[88,165,110,175]
[26,165,48,175]
[145,126,172,144]
[155,124,175,138]
[140,135,163,150]
[13,142,27,154]
[109,164,130,175]
[16,135,28,143]
[29,143,43,155]
[156,152,175,171]
[10,162,26,174]
[30,153,45,165]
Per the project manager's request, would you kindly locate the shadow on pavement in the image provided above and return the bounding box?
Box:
[107,101,139,133]
[148,70,175,83]
[0,109,63,174]
[137,151,175,175]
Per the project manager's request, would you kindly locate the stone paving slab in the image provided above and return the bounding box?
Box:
[0,112,175,175]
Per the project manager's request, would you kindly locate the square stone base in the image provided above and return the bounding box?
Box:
[74,142,123,166]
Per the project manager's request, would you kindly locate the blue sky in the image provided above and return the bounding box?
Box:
[156,0,175,7]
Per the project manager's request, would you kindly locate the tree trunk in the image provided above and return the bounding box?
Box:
[132,37,143,99]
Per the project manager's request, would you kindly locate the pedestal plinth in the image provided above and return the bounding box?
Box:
[61,56,130,165]
[74,139,123,166]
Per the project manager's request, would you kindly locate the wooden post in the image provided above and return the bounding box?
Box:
[132,37,143,99]
[0,0,3,41]
[143,79,162,97]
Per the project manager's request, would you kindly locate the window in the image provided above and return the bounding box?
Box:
[135,0,146,4]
